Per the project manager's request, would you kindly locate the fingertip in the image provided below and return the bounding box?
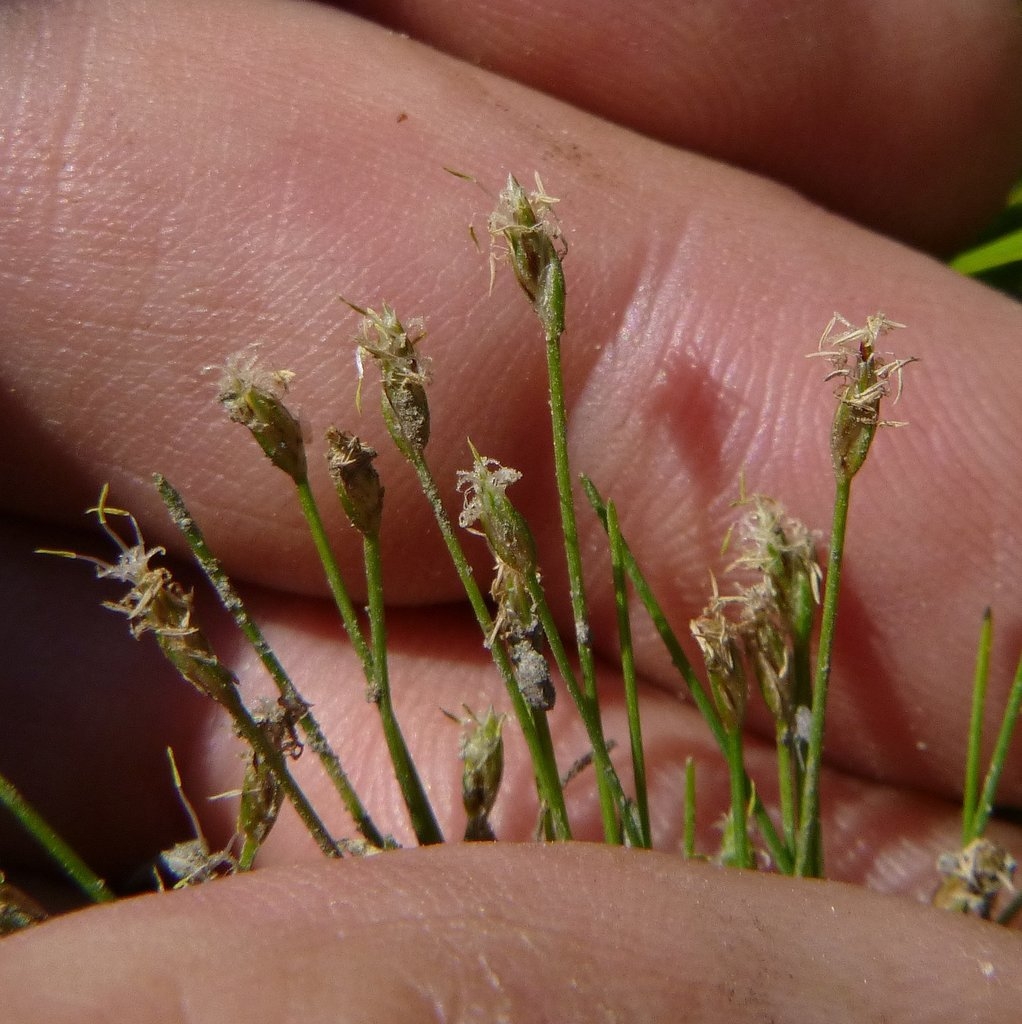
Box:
[3,846,1020,1023]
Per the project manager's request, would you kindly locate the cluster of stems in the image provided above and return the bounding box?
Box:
[688,494,819,870]
[932,610,1022,921]
[217,346,442,848]
[44,486,345,865]
[14,173,1022,934]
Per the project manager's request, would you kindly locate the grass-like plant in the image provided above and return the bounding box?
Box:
[951,179,1022,298]
[3,172,1020,934]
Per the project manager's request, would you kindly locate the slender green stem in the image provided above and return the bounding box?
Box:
[541,320,620,842]
[970,649,1022,840]
[775,723,797,855]
[796,474,852,877]
[403,445,571,839]
[789,604,814,828]
[790,606,815,715]
[724,728,753,869]
[582,479,719,738]
[236,837,260,872]
[683,757,697,859]
[155,475,388,849]
[294,478,373,677]
[530,707,564,841]
[582,476,792,871]
[493,184,608,838]
[543,328,595,697]
[607,500,651,847]
[363,534,444,845]
[524,570,637,846]
[962,609,993,844]
[0,770,116,904]
[205,665,342,858]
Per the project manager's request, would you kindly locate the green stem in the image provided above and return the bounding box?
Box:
[524,571,637,846]
[962,609,993,844]
[530,706,564,841]
[0,770,116,904]
[236,836,260,872]
[776,723,797,855]
[790,603,815,715]
[155,475,388,849]
[795,474,852,877]
[543,326,617,841]
[607,500,651,847]
[403,445,571,840]
[294,478,373,677]
[725,728,753,869]
[582,476,792,871]
[188,656,341,858]
[789,602,814,826]
[683,756,697,859]
[363,534,444,845]
[582,479,719,738]
[970,649,1022,840]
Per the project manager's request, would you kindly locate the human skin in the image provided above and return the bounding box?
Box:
[1,1,1021,1020]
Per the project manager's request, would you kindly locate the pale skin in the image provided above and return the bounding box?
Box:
[1,1,1022,1020]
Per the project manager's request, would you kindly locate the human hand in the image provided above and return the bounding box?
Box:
[1,1,1021,1019]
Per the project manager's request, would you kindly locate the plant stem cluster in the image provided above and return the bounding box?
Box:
[10,174,1020,937]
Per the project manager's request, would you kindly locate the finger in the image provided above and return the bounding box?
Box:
[2,846,1020,1023]
[1,0,1020,803]
[342,0,1022,251]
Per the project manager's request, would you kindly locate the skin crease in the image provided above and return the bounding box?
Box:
[0,0,1021,1020]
